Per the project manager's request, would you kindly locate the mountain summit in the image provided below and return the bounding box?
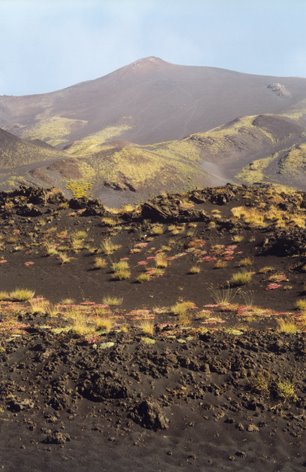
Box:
[1,58,306,146]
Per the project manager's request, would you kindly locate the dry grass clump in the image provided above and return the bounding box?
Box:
[155,252,168,268]
[232,234,244,243]
[0,291,10,301]
[71,230,87,251]
[147,268,165,278]
[231,206,266,227]
[167,224,185,235]
[214,260,228,269]
[9,289,35,302]
[136,272,151,283]
[101,217,118,227]
[45,243,59,256]
[29,298,51,314]
[94,317,113,332]
[171,300,196,325]
[111,260,131,280]
[64,309,113,336]
[171,300,196,316]
[295,299,306,311]
[139,320,154,336]
[277,319,299,334]
[101,239,121,255]
[150,224,164,235]
[188,265,201,274]
[102,296,123,306]
[230,271,254,286]
[58,253,73,264]
[275,381,297,401]
[238,257,253,267]
[209,286,239,305]
[60,298,75,305]
[94,257,107,269]
[258,266,274,274]
[249,372,270,394]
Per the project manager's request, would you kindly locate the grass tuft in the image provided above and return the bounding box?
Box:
[230,271,254,286]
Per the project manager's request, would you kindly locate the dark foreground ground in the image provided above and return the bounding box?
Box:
[0,328,305,472]
[0,184,305,471]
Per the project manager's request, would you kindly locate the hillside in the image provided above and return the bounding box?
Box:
[1,57,306,147]
[1,112,305,205]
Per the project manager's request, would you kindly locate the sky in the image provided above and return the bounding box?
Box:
[1,0,306,95]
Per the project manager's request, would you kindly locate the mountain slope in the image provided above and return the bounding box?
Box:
[1,57,306,147]
[1,112,305,205]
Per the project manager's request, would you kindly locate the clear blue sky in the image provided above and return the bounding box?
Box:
[1,0,306,95]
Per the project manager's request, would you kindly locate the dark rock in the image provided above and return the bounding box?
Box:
[42,431,71,445]
[132,399,169,430]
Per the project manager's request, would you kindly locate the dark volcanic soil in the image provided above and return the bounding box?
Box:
[0,184,305,471]
[0,328,305,472]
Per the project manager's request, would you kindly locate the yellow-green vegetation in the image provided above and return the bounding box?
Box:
[8,289,35,301]
[60,298,75,305]
[71,230,87,251]
[21,116,87,146]
[94,317,113,332]
[0,136,63,169]
[231,206,266,227]
[214,260,228,269]
[275,381,297,401]
[94,257,107,269]
[4,175,26,189]
[277,319,299,334]
[101,239,121,255]
[295,299,306,311]
[29,298,51,314]
[63,310,95,336]
[141,336,156,345]
[237,155,276,184]
[188,265,201,274]
[148,268,165,278]
[171,301,196,324]
[66,179,92,199]
[231,204,305,229]
[250,372,270,394]
[58,253,73,264]
[89,137,203,192]
[279,144,306,176]
[65,161,96,199]
[209,286,238,305]
[259,266,274,274]
[66,125,131,156]
[0,291,10,301]
[111,260,131,280]
[238,257,253,267]
[61,309,113,336]
[44,243,59,256]
[136,272,151,283]
[155,252,168,268]
[150,224,164,235]
[139,320,154,336]
[102,296,123,306]
[192,115,275,155]
[230,271,254,286]
[232,234,244,243]
[101,217,118,227]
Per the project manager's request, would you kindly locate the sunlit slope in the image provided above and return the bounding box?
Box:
[2,57,306,146]
[1,111,304,203]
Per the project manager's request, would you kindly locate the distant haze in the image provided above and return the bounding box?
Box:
[0,0,306,95]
